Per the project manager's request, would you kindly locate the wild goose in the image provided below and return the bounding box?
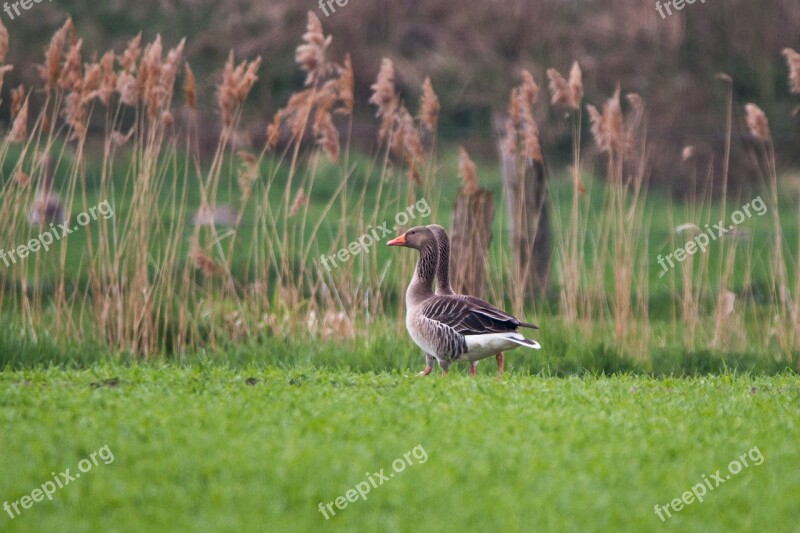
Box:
[388,226,540,376]
[427,224,540,377]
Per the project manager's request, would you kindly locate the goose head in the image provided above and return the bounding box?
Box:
[387,226,437,251]
[388,226,439,297]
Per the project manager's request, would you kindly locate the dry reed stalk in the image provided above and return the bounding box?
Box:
[587,86,650,340]
[499,70,550,309]
[549,61,586,324]
[745,103,793,349]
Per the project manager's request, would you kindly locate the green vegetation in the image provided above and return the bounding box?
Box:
[1,364,798,531]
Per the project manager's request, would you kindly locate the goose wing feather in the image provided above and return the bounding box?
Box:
[421,296,521,335]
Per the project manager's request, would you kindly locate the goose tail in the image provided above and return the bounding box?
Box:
[509,335,541,350]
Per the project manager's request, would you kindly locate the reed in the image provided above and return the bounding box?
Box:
[0,12,797,367]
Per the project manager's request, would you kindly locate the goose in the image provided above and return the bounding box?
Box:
[427,224,540,377]
[387,226,540,376]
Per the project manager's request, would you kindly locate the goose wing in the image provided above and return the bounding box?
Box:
[462,295,539,330]
[420,296,522,335]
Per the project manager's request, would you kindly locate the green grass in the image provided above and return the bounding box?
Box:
[1,363,798,532]
[0,319,795,377]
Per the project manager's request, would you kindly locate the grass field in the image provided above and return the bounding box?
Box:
[1,362,798,532]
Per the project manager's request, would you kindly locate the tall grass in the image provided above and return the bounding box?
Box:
[0,14,798,368]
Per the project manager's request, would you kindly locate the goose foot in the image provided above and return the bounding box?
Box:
[469,362,477,377]
[417,365,433,377]
[496,352,505,379]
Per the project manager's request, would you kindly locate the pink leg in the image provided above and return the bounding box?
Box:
[418,354,435,377]
[496,352,505,379]
[469,362,477,377]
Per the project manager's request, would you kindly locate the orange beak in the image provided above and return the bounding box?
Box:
[387,234,407,247]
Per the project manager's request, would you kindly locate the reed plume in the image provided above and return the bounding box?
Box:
[57,39,83,91]
[218,51,262,126]
[0,64,12,94]
[547,68,571,108]
[117,72,139,107]
[419,77,440,131]
[587,86,624,154]
[183,63,196,111]
[110,128,135,146]
[548,62,583,111]
[290,188,309,217]
[313,108,340,162]
[138,36,164,119]
[501,118,516,157]
[515,70,543,162]
[120,32,142,73]
[458,146,479,195]
[7,97,28,142]
[295,11,331,87]
[519,69,539,107]
[782,48,800,94]
[744,103,770,141]
[369,58,398,141]
[0,18,8,64]
[10,84,24,118]
[191,242,222,276]
[94,50,117,105]
[62,88,87,140]
[39,18,72,90]
[335,54,354,115]
[236,150,257,201]
[156,37,186,114]
[569,62,584,109]
[391,107,424,184]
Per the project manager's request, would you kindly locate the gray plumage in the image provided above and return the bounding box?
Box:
[389,225,541,376]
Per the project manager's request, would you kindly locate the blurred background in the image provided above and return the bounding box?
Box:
[2,0,799,188]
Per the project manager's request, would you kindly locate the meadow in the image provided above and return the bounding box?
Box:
[1,10,800,532]
[1,364,798,532]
